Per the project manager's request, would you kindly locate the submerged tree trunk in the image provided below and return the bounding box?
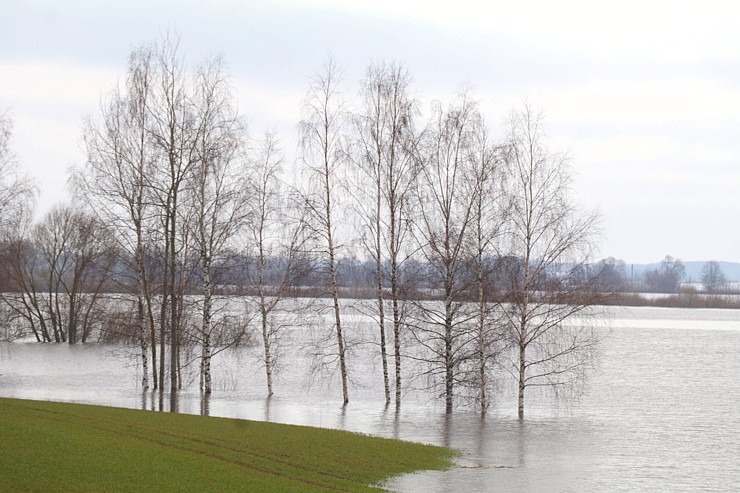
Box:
[136,241,150,389]
[327,225,348,405]
[300,58,349,406]
[444,278,454,414]
[257,236,274,397]
[518,331,526,420]
[138,296,149,389]
[169,197,179,392]
[159,209,171,392]
[67,295,77,345]
[389,216,403,409]
[375,194,390,405]
[201,332,212,394]
[201,255,213,394]
[260,304,273,397]
[392,291,402,408]
[478,272,487,414]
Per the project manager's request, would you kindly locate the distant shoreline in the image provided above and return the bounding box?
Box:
[604,292,740,309]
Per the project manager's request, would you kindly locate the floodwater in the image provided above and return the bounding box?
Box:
[1,306,740,492]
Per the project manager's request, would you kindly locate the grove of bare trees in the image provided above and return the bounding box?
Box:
[408,92,495,414]
[74,36,252,392]
[0,40,609,418]
[348,61,419,408]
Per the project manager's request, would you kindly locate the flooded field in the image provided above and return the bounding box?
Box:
[2,305,739,492]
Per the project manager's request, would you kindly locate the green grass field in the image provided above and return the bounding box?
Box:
[0,397,455,492]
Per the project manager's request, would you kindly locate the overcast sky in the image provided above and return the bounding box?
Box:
[1,0,739,264]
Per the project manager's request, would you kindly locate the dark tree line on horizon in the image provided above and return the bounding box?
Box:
[1,36,620,418]
[585,255,732,295]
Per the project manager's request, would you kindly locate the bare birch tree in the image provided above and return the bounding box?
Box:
[299,58,350,405]
[409,91,486,414]
[78,46,159,388]
[80,35,240,392]
[187,56,250,394]
[246,132,312,397]
[465,117,506,414]
[349,61,418,407]
[145,34,209,391]
[501,106,602,420]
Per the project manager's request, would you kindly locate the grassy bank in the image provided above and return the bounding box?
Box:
[0,398,455,492]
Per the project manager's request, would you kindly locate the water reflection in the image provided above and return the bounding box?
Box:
[389,406,402,440]
[513,420,526,470]
[200,392,210,416]
[169,389,179,413]
[263,396,272,422]
[135,389,204,414]
[139,390,156,412]
[338,404,347,431]
[441,413,452,449]
[472,416,487,469]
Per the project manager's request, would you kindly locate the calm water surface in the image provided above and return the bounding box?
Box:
[1,306,739,492]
